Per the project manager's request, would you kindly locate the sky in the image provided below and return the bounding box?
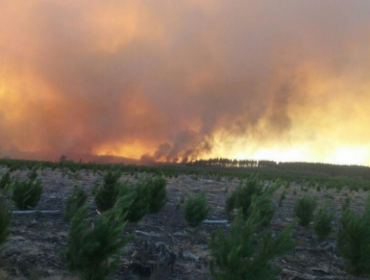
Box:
[1,0,370,165]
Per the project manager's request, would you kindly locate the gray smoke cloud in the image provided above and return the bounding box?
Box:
[1,0,370,164]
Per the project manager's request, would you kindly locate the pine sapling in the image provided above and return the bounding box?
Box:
[28,169,38,181]
[278,190,286,207]
[147,176,167,213]
[342,196,351,212]
[225,176,278,225]
[249,190,277,227]
[12,179,43,210]
[0,200,11,246]
[0,172,11,190]
[225,176,263,216]
[117,181,150,223]
[314,200,334,241]
[61,195,134,280]
[184,192,209,227]
[337,195,370,276]
[94,171,120,212]
[284,181,290,189]
[225,189,237,214]
[209,207,294,280]
[294,194,317,227]
[64,186,88,222]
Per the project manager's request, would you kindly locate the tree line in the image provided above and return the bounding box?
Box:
[189,158,370,179]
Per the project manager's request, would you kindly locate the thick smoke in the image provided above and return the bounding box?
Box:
[1,0,370,164]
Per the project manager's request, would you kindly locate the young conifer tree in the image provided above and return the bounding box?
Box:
[313,200,334,241]
[225,176,279,226]
[117,180,150,222]
[294,194,317,227]
[64,186,88,222]
[61,194,134,280]
[209,200,294,280]
[0,172,11,190]
[12,179,43,210]
[184,192,209,227]
[341,196,351,212]
[0,200,11,246]
[28,168,38,181]
[337,195,370,276]
[94,171,120,212]
[225,176,262,216]
[278,190,287,207]
[147,176,167,213]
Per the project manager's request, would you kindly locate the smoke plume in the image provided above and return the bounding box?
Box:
[1,0,370,165]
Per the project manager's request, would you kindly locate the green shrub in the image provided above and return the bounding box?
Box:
[209,209,294,280]
[313,201,334,241]
[349,183,360,192]
[216,174,222,181]
[9,165,19,172]
[64,187,88,222]
[117,181,150,223]
[226,177,278,225]
[147,176,167,213]
[337,195,370,276]
[294,194,317,227]
[0,200,11,246]
[225,177,262,216]
[12,179,43,210]
[61,197,134,280]
[225,190,236,213]
[278,190,286,207]
[94,172,120,212]
[253,190,278,226]
[184,192,209,227]
[342,196,351,212]
[92,181,99,196]
[28,169,38,181]
[0,172,11,190]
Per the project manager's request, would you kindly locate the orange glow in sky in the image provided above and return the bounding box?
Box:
[1,0,370,165]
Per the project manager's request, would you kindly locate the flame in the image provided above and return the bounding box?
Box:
[93,142,153,160]
[1,1,370,165]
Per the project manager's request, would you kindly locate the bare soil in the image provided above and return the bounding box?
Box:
[0,167,369,280]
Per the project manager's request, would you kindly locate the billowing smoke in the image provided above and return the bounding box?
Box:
[1,0,370,165]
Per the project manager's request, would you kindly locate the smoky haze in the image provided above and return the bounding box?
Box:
[1,1,370,165]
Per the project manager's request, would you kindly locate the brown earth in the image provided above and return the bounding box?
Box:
[0,166,369,280]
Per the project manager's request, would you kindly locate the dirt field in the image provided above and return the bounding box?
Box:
[0,166,369,280]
